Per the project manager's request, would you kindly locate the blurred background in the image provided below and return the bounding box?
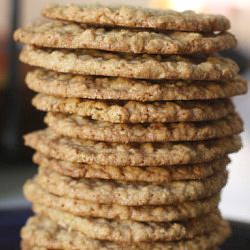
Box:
[0,0,249,228]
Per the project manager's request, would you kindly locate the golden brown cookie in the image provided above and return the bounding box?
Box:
[32,94,235,123]
[33,204,221,243]
[14,20,236,54]
[33,152,229,182]
[21,215,230,250]
[35,167,227,206]
[24,179,220,222]
[21,241,49,250]
[26,69,247,101]
[20,45,239,80]
[44,112,243,143]
[24,129,241,167]
[42,4,231,32]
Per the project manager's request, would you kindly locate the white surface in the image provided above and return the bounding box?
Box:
[220,73,250,222]
[221,134,250,222]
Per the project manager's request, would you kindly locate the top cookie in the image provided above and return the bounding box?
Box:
[14,20,236,55]
[42,4,231,32]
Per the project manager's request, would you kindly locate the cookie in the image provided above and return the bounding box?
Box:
[20,45,239,80]
[26,69,247,101]
[32,94,235,123]
[24,179,220,222]
[24,129,241,167]
[21,216,230,250]
[33,152,229,182]
[45,112,243,143]
[35,167,227,206]
[22,241,50,250]
[21,241,43,250]
[33,204,221,242]
[14,20,236,54]
[42,4,230,32]
[21,240,219,250]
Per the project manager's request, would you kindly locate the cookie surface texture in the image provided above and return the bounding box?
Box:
[21,215,231,250]
[32,94,235,123]
[34,167,228,206]
[20,45,239,80]
[26,69,247,101]
[33,204,222,243]
[24,129,241,167]
[33,152,229,182]
[24,179,221,222]
[44,112,243,143]
[14,20,236,54]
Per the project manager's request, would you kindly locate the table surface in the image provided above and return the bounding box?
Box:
[0,209,249,250]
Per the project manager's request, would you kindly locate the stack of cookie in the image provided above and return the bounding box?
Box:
[14,4,247,250]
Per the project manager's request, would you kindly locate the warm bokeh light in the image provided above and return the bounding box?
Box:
[150,0,250,11]
[150,0,204,11]
[150,0,250,56]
